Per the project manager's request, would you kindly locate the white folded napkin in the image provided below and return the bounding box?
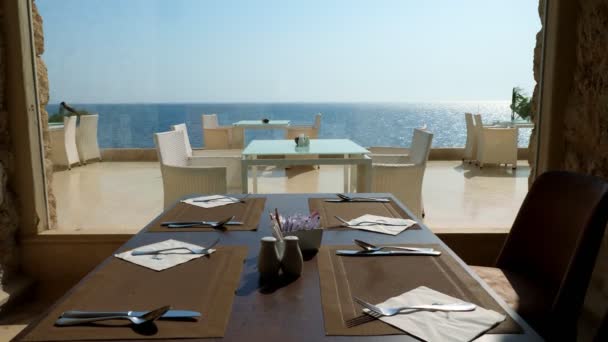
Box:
[368,286,505,342]
[346,214,416,235]
[181,195,239,208]
[114,239,216,271]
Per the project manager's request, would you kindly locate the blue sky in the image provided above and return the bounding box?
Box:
[38,0,540,103]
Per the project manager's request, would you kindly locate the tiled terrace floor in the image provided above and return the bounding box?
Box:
[50,161,530,234]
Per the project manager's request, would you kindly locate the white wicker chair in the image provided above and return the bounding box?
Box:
[285,113,322,139]
[474,114,518,169]
[202,114,233,149]
[76,114,102,163]
[154,130,227,208]
[462,113,477,163]
[189,150,243,193]
[369,128,433,219]
[171,123,193,157]
[50,115,80,169]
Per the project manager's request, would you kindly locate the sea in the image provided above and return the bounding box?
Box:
[46,102,531,149]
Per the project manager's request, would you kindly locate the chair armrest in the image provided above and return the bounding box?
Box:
[371,155,412,164]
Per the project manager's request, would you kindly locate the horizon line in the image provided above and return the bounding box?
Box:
[47,99,512,105]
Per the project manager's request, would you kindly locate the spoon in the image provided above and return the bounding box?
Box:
[354,239,436,253]
[55,306,171,326]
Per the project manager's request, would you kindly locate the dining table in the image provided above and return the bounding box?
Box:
[14,193,543,342]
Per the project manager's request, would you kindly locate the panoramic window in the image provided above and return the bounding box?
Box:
[37,0,541,233]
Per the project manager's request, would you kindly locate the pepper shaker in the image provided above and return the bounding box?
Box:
[258,236,281,280]
[281,236,303,277]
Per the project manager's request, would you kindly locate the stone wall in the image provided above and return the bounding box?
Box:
[32,0,56,229]
[564,0,608,339]
[0,2,21,285]
[527,0,544,186]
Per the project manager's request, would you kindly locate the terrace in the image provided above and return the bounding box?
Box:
[50,159,530,234]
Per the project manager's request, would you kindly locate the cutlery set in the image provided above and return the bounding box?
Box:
[56,307,201,326]
[336,239,441,256]
[61,194,445,328]
[161,216,241,229]
[345,297,477,328]
[325,194,390,203]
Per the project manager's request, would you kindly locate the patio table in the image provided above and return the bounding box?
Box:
[231,120,291,148]
[15,193,542,342]
[241,139,371,194]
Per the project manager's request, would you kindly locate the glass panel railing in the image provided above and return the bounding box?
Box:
[46,101,532,149]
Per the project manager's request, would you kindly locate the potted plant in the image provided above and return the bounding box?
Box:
[510,87,532,121]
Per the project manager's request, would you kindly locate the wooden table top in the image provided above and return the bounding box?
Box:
[16,194,543,342]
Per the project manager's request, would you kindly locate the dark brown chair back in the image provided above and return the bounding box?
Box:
[497,171,608,338]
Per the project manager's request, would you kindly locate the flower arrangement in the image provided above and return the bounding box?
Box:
[270,209,322,252]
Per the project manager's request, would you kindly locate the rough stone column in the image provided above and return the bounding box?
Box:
[562,0,608,339]
[527,0,545,187]
[0,1,21,285]
[32,0,56,229]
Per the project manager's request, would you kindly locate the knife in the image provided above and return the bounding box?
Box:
[160,221,243,226]
[61,310,201,319]
[335,250,441,256]
[324,199,390,203]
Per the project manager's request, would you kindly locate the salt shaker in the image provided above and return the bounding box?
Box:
[258,236,281,279]
[281,236,303,277]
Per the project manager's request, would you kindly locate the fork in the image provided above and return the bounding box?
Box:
[353,297,477,317]
[193,195,249,204]
[335,216,407,227]
[131,238,219,256]
[336,194,388,202]
[165,216,236,228]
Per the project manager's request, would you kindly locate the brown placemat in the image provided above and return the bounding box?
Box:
[318,244,521,336]
[22,246,248,341]
[309,198,421,229]
[147,198,266,232]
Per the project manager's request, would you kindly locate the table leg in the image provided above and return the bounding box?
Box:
[241,158,249,194]
[343,154,349,193]
[351,160,358,192]
[252,155,258,194]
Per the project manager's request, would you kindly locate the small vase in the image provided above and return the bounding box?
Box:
[258,236,281,279]
[281,236,303,277]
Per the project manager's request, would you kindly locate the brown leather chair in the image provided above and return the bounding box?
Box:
[472,171,608,340]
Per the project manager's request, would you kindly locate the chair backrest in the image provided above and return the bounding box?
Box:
[78,114,98,137]
[409,128,433,165]
[202,114,219,128]
[313,113,322,129]
[63,115,80,165]
[473,113,483,130]
[171,123,193,157]
[463,113,476,159]
[154,130,189,167]
[465,113,474,131]
[76,114,101,161]
[497,171,608,336]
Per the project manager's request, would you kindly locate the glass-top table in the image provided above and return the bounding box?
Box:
[241,139,371,194]
[242,139,370,156]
